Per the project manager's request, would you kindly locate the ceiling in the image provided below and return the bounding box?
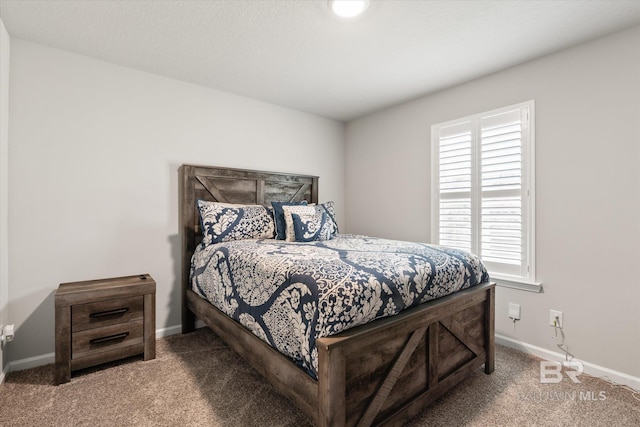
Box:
[1,0,639,122]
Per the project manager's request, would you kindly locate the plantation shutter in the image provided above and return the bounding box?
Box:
[437,121,473,252]
[433,101,534,283]
[480,109,527,277]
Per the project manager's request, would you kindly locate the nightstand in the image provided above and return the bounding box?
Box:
[54,274,156,385]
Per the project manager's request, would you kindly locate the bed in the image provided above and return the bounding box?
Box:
[180,164,495,427]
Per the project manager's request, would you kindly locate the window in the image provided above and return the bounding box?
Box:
[431,101,539,291]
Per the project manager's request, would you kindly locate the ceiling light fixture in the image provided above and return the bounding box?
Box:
[329,0,369,19]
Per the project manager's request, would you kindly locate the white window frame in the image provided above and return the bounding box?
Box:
[431,100,541,292]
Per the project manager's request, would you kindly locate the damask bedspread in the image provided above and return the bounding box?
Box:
[190,234,489,377]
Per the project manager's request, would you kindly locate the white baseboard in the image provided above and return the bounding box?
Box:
[5,324,211,374]
[7,329,637,392]
[0,362,8,385]
[155,322,206,339]
[8,351,54,373]
[496,334,640,392]
[6,325,186,374]
[155,324,182,338]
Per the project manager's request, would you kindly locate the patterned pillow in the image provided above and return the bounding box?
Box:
[282,205,335,242]
[197,200,275,246]
[271,201,308,240]
[291,211,333,242]
[282,205,312,242]
[315,201,338,236]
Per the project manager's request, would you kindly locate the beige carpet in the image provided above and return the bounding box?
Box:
[0,328,638,426]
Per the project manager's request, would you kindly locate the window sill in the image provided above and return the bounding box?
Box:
[490,274,542,293]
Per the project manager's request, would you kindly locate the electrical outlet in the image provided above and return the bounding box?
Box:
[0,324,14,345]
[549,310,563,328]
[508,303,521,320]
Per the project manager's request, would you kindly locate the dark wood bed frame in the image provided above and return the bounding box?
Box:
[180,164,495,427]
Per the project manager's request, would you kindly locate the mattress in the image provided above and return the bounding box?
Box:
[190,234,489,377]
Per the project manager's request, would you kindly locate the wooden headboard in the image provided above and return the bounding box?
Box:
[179,164,319,331]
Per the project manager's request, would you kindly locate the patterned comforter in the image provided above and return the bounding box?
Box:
[190,234,489,377]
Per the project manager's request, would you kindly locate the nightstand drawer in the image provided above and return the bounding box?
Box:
[72,319,144,359]
[72,296,144,332]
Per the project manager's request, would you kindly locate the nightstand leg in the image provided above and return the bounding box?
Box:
[54,306,71,384]
[143,293,156,360]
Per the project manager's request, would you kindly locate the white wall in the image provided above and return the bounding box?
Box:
[7,39,345,363]
[345,26,640,378]
[0,18,10,378]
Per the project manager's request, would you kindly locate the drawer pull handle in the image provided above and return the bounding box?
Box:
[90,332,129,344]
[90,308,129,318]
